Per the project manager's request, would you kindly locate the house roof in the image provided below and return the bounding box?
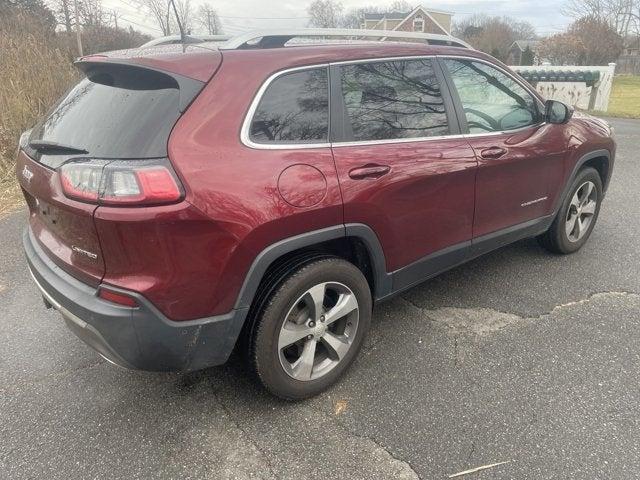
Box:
[390,5,449,35]
[364,11,408,20]
[512,40,539,51]
[363,5,453,21]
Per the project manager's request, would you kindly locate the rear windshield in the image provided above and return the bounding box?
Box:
[29,65,183,160]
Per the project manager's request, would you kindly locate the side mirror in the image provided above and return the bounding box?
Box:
[545,100,573,124]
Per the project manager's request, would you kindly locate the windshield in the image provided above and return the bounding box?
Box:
[29,65,182,161]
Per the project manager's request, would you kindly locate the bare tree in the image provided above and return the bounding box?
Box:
[564,0,640,36]
[307,0,343,28]
[538,33,585,65]
[453,15,537,60]
[570,16,625,63]
[512,20,537,40]
[387,0,411,12]
[133,0,192,36]
[52,0,74,32]
[171,0,192,34]
[135,0,172,35]
[341,1,412,29]
[563,0,607,20]
[78,0,107,27]
[539,16,624,65]
[51,0,109,32]
[342,5,378,28]
[196,3,221,34]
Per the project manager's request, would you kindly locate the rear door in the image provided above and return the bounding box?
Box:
[330,58,478,284]
[17,63,205,286]
[441,58,565,238]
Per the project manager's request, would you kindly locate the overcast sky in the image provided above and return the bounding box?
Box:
[101,0,571,38]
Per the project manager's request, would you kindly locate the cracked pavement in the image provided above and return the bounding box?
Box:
[1,117,640,479]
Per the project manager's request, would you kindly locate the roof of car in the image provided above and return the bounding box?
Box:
[79,41,496,83]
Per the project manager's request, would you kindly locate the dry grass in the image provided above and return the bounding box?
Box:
[0,13,78,217]
[0,174,23,218]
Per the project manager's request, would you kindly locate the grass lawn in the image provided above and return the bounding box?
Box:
[595,75,640,119]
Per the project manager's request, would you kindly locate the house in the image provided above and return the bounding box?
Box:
[508,40,540,66]
[361,5,453,35]
[623,36,640,56]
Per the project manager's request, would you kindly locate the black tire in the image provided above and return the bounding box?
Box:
[250,257,372,400]
[538,167,603,254]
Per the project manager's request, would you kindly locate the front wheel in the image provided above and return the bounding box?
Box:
[250,258,372,400]
[538,167,603,254]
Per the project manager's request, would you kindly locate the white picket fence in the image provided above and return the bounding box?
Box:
[511,63,617,112]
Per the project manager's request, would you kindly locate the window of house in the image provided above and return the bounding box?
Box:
[443,59,540,134]
[339,59,449,142]
[250,68,329,144]
[413,16,424,31]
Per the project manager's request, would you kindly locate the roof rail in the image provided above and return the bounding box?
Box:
[218,28,472,50]
[140,34,232,49]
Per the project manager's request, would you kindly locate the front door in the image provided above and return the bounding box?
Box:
[441,58,565,238]
[330,58,478,283]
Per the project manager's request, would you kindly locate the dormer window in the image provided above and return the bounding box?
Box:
[413,16,424,31]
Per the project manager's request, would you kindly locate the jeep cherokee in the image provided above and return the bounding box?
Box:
[17,30,616,399]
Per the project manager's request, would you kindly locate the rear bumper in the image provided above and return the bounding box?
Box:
[24,228,248,372]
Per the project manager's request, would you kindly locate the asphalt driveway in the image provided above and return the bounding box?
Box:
[1,117,639,479]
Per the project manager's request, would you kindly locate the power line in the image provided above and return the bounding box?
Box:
[218,15,311,20]
[120,15,163,32]
[112,0,145,12]
[102,1,159,29]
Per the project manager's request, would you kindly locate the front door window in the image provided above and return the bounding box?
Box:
[443,59,540,134]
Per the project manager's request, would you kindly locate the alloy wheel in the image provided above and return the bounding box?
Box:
[278,282,359,381]
[565,181,598,242]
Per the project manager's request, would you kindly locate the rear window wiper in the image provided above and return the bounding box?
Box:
[28,140,89,155]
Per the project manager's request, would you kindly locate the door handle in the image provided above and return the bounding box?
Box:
[348,164,391,180]
[480,147,508,159]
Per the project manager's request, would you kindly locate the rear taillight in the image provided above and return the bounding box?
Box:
[60,162,103,202]
[59,159,183,206]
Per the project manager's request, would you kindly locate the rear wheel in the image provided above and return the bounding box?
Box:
[250,258,372,400]
[538,167,603,254]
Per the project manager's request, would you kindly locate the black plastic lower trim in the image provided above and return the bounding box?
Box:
[379,214,554,301]
[391,240,470,294]
[471,214,554,257]
[24,228,247,372]
[234,225,347,309]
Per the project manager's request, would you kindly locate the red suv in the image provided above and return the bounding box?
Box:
[17,31,615,399]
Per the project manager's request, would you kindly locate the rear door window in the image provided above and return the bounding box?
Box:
[29,65,187,162]
[339,59,449,142]
[249,68,329,144]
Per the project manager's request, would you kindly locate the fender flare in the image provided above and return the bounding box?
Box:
[233,223,392,310]
[553,149,611,215]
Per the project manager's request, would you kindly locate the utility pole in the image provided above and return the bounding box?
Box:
[74,0,83,56]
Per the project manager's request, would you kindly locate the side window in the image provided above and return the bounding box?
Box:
[340,59,449,141]
[250,68,329,144]
[443,59,540,134]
